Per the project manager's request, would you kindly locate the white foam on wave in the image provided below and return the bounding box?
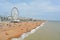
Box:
[11,22,46,40]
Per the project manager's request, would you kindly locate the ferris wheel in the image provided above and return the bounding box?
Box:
[11,7,20,22]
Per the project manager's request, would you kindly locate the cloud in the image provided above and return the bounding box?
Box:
[6,0,33,4]
[0,0,60,20]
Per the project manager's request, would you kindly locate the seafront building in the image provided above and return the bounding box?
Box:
[0,7,39,22]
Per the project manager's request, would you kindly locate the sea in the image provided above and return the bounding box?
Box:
[24,21,60,40]
[12,21,60,40]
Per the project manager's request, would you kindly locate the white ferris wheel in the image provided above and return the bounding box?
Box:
[11,7,20,22]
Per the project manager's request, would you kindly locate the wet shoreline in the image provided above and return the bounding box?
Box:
[11,21,46,40]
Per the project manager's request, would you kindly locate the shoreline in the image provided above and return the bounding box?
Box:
[0,21,45,40]
[11,21,46,40]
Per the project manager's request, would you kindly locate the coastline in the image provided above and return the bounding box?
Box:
[11,21,46,40]
[0,21,45,40]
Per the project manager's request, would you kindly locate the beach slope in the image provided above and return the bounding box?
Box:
[0,21,44,40]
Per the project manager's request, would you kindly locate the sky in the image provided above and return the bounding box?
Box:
[0,0,60,20]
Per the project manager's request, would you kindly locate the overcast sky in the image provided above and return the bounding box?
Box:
[0,0,60,20]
